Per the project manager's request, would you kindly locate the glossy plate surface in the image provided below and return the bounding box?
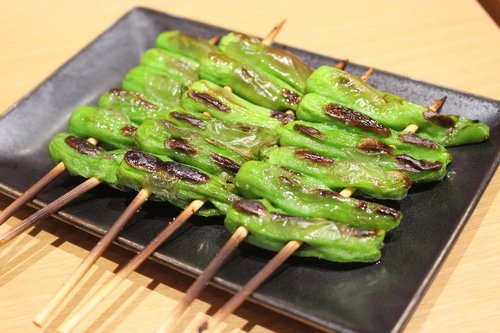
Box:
[0,7,499,333]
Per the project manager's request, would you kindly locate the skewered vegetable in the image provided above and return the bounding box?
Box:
[198,52,302,111]
[225,199,385,262]
[218,32,313,92]
[156,30,218,61]
[235,161,401,231]
[305,66,490,146]
[140,48,199,82]
[261,146,410,200]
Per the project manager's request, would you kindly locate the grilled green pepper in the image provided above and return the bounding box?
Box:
[122,66,183,107]
[225,199,385,262]
[235,161,401,231]
[280,120,448,183]
[182,80,293,130]
[305,66,490,146]
[218,32,313,93]
[48,133,125,186]
[261,146,410,200]
[68,105,136,148]
[198,52,302,111]
[98,89,171,123]
[140,48,199,83]
[156,30,218,61]
[116,150,239,216]
[135,119,247,181]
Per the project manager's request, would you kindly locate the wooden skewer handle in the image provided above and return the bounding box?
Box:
[32,188,151,328]
[0,162,66,226]
[57,199,206,333]
[0,177,101,247]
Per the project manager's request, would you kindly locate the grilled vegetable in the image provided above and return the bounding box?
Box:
[156,30,218,61]
[261,146,410,200]
[225,199,385,262]
[182,80,294,129]
[140,48,199,83]
[235,161,402,231]
[122,66,183,107]
[219,32,313,93]
[48,133,125,186]
[135,119,247,181]
[305,66,490,146]
[68,106,137,148]
[280,120,449,183]
[198,52,302,111]
[117,150,239,216]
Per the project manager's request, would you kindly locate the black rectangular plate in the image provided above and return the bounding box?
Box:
[1,7,499,333]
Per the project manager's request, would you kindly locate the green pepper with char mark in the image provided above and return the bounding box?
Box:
[235,161,402,231]
[140,48,199,83]
[225,199,385,263]
[156,30,218,61]
[305,66,490,146]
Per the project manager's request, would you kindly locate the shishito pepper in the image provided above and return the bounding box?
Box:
[140,48,199,83]
[116,150,239,216]
[155,30,218,61]
[235,161,402,231]
[261,146,410,200]
[122,66,183,107]
[182,80,294,130]
[48,133,125,186]
[305,66,490,146]
[99,89,279,158]
[68,106,137,149]
[225,199,385,263]
[280,120,449,183]
[135,119,247,181]
[198,52,302,111]
[218,32,313,93]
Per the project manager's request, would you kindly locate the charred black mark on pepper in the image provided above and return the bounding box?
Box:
[312,188,343,200]
[124,151,210,183]
[357,138,393,154]
[398,133,439,149]
[271,111,295,124]
[355,201,369,211]
[282,89,301,105]
[108,88,159,110]
[170,111,206,128]
[423,111,455,128]
[375,206,401,219]
[395,155,442,172]
[166,138,199,155]
[295,149,334,166]
[188,91,230,112]
[120,125,137,137]
[279,176,300,186]
[210,154,240,173]
[65,136,102,156]
[324,103,390,137]
[293,124,325,140]
[233,200,267,216]
[205,138,222,146]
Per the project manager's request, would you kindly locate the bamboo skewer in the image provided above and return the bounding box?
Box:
[32,188,151,328]
[56,199,206,333]
[0,138,98,226]
[262,19,286,46]
[0,177,102,247]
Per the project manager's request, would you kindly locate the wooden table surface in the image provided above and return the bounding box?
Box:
[0,1,499,332]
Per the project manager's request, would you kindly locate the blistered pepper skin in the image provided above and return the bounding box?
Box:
[116,150,239,216]
[48,133,125,186]
[198,52,302,111]
[68,106,136,149]
[155,30,218,61]
[305,66,490,146]
[261,146,410,200]
[135,119,247,181]
[235,161,402,231]
[122,66,183,107]
[280,120,449,183]
[219,32,313,93]
[225,199,385,263]
[182,80,291,130]
[140,48,199,83]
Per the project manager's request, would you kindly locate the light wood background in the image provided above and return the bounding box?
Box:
[0,1,499,332]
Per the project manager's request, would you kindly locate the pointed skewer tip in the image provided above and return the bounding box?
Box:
[360,68,374,82]
[428,96,447,113]
[336,59,349,70]
[262,19,287,46]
